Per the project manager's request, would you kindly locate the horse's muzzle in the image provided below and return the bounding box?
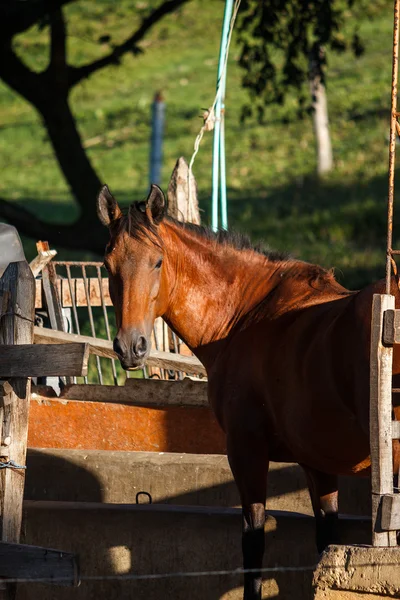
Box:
[113,331,150,370]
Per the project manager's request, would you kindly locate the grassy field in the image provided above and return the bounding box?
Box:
[0,0,399,288]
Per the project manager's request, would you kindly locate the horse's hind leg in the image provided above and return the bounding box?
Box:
[227,434,268,600]
[303,467,339,554]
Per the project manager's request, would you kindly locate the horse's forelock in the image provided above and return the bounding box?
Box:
[115,204,163,250]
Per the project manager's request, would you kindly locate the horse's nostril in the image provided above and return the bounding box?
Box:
[113,337,123,356]
[134,336,148,358]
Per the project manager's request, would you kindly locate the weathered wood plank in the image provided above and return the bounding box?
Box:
[392,420,400,439]
[0,542,79,586]
[0,344,89,378]
[383,308,400,344]
[50,378,209,406]
[29,250,57,278]
[34,280,42,309]
[60,277,111,308]
[37,242,65,334]
[33,326,207,377]
[370,294,397,546]
[35,278,111,309]
[381,493,400,531]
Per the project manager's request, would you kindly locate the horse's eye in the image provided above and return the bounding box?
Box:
[155,258,163,270]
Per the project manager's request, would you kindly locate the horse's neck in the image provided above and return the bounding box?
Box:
[160,222,278,365]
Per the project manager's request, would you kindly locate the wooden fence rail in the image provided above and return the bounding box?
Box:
[33,326,206,378]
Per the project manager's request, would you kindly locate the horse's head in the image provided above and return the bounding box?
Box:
[97,184,167,370]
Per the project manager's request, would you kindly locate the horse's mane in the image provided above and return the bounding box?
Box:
[167,217,289,263]
[118,202,338,289]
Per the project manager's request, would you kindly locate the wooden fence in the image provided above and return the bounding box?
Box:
[0,230,86,597]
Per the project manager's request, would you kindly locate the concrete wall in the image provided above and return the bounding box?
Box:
[17,449,375,600]
[18,503,371,600]
[25,449,371,516]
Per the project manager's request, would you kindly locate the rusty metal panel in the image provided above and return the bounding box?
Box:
[28,399,225,455]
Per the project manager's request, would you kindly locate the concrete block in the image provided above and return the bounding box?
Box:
[314,591,393,600]
[313,545,400,598]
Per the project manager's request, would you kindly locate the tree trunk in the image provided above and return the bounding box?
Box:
[309,47,333,176]
[38,94,102,222]
[0,43,105,248]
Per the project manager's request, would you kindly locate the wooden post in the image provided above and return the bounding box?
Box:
[37,241,65,333]
[167,157,200,225]
[370,293,397,546]
[0,261,35,598]
[0,259,79,591]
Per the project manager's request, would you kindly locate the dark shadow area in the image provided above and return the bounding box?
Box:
[25,450,104,503]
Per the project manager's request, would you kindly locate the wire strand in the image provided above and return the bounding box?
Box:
[0,564,318,585]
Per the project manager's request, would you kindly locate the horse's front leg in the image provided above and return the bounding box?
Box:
[227,431,268,600]
[302,466,339,554]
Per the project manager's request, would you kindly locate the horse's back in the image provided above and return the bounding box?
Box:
[210,276,400,477]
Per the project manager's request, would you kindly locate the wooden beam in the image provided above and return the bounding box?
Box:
[48,378,209,407]
[381,494,400,530]
[33,326,206,377]
[383,308,400,344]
[29,250,57,278]
[370,294,397,546]
[0,344,89,378]
[37,242,65,334]
[0,541,79,586]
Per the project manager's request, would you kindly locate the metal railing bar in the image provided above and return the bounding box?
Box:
[172,331,184,380]
[153,321,166,379]
[65,265,84,384]
[54,261,104,267]
[96,266,118,386]
[82,265,103,385]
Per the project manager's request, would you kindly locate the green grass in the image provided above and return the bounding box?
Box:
[0,0,399,288]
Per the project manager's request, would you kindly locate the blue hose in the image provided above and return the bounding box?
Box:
[211,0,233,231]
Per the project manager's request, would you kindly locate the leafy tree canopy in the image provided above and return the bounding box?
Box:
[236,0,390,121]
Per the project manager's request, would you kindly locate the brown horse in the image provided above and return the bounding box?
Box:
[97,183,400,600]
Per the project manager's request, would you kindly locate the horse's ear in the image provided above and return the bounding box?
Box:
[146,184,166,225]
[97,185,122,227]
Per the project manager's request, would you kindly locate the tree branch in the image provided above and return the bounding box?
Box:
[0,0,76,39]
[50,9,66,69]
[69,0,190,88]
[49,8,68,93]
